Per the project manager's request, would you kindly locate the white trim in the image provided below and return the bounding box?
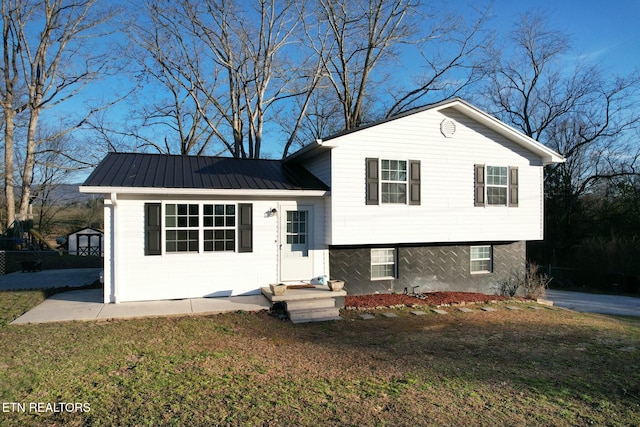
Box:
[164,202,200,253]
[380,159,409,205]
[79,186,328,198]
[154,201,246,255]
[283,138,339,162]
[485,165,508,206]
[438,100,565,165]
[105,193,119,303]
[278,203,315,281]
[539,167,544,240]
[291,98,565,166]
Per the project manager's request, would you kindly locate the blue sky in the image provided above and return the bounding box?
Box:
[491,0,640,75]
[59,0,640,166]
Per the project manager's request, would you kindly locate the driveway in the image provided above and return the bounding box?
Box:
[546,289,640,317]
[0,268,102,291]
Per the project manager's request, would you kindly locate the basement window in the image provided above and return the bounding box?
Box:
[470,245,492,273]
[371,248,396,280]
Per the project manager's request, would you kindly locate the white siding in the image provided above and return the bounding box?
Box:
[107,195,328,303]
[301,150,332,186]
[329,108,545,245]
[300,151,333,247]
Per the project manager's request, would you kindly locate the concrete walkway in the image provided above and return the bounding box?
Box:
[0,268,271,324]
[11,288,271,324]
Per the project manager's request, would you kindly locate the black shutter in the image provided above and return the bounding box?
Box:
[474,164,485,207]
[366,158,379,205]
[509,166,519,207]
[145,203,161,255]
[409,160,421,205]
[238,203,253,253]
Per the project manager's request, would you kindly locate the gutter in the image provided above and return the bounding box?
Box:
[79,187,329,198]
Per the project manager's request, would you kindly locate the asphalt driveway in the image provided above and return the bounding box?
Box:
[546,289,640,317]
[0,268,102,291]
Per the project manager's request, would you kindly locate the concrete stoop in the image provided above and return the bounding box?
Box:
[261,285,346,323]
[287,299,341,324]
[288,307,342,323]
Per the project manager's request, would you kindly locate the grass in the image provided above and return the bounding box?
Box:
[1,292,639,426]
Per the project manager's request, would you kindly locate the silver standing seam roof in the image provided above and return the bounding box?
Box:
[82,152,329,191]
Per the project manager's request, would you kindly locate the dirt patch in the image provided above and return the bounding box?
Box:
[344,292,518,309]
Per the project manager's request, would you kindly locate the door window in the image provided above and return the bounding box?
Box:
[286,210,308,256]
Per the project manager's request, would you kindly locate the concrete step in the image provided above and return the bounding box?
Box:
[286,298,337,311]
[288,307,341,324]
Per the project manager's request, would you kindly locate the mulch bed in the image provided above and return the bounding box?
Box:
[344,292,517,309]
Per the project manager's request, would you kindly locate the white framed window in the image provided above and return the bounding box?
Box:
[203,204,236,252]
[366,158,420,206]
[165,203,199,253]
[371,248,396,279]
[486,166,508,206]
[475,165,518,207]
[470,246,492,273]
[381,160,407,204]
[146,202,253,256]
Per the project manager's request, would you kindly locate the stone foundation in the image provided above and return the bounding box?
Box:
[329,241,526,296]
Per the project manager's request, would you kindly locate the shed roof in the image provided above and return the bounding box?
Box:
[82,152,329,191]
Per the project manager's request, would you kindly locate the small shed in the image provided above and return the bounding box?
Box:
[67,227,104,256]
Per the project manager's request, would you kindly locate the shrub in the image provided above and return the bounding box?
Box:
[494,262,551,299]
[520,262,551,299]
[494,273,520,297]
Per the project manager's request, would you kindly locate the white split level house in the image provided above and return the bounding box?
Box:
[80,98,564,304]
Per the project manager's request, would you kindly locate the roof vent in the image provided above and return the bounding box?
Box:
[440,119,456,138]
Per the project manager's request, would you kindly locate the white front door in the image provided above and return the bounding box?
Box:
[280,204,314,281]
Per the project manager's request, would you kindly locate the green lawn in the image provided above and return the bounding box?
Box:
[1,290,639,426]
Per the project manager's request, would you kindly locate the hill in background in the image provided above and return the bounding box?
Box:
[37,184,100,206]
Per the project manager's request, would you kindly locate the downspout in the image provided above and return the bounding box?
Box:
[104,193,118,303]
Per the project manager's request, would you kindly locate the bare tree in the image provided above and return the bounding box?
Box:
[0,0,26,227]
[300,0,492,137]
[29,131,79,234]
[384,4,493,116]
[306,0,418,131]
[129,0,316,159]
[0,0,116,228]
[484,12,598,141]
[484,11,640,259]
[280,83,341,157]
[124,0,219,155]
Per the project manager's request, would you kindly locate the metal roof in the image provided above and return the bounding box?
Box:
[82,152,329,191]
